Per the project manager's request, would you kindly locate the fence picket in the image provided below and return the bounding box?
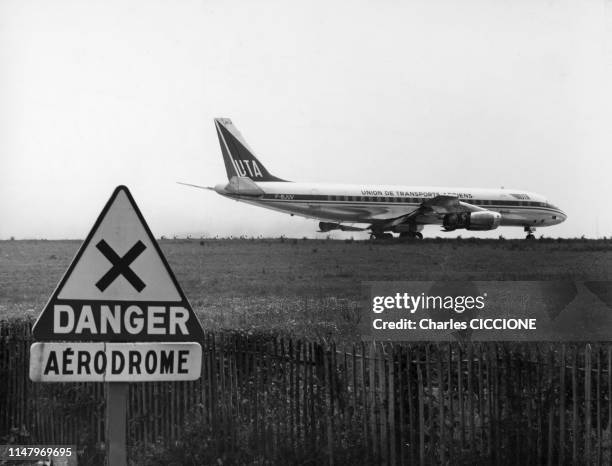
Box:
[437,345,444,466]
[572,345,579,464]
[597,347,602,466]
[398,346,406,466]
[379,344,387,465]
[406,346,416,465]
[467,343,475,458]
[559,344,566,466]
[585,344,592,463]
[389,346,396,466]
[361,341,369,462]
[369,343,378,463]
[325,345,334,466]
[547,349,554,466]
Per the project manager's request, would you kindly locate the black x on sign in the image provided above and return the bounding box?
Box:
[96,240,146,292]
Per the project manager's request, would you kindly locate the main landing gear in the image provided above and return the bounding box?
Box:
[370,232,394,240]
[399,231,423,240]
[370,222,424,240]
[369,231,424,240]
[524,226,536,240]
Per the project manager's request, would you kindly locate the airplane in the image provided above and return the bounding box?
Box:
[179,118,566,240]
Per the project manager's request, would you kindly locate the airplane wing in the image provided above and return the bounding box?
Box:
[422,195,487,214]
[381,195,485,229]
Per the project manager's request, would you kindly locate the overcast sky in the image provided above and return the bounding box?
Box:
[1,0,611,240]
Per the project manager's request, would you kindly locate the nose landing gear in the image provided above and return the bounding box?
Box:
[524,226,536,240]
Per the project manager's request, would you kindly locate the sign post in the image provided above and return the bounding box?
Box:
[106,383,128,466]
[29,186,205,465]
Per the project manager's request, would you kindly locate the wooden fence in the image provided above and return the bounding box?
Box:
[1,319,612,465]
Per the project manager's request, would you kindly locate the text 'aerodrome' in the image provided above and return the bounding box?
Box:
[29,342,202,382]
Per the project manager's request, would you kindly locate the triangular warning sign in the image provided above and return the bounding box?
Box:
[32,186,205,342]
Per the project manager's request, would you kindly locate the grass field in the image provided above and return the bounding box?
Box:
[2,238,612,340]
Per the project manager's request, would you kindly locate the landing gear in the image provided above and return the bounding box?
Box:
[371,232,394,240]
[399,231,423,240]
[395,221,424,240]
[524,226,536,240]
[370,222,424,240]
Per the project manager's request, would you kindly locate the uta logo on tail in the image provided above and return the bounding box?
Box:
[232,159,263,178]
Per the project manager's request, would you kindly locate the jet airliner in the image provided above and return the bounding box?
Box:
[180,118,566,239]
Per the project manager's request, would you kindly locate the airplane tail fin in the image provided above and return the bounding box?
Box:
[214,118,287,182]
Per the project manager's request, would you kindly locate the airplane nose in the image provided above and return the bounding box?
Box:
[556,211,567,224]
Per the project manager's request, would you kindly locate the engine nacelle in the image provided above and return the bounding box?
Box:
[443,211,501,231]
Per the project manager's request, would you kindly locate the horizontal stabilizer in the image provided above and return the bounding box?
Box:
[177,182,215,191]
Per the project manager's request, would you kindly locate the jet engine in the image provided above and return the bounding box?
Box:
[443,211,501,231]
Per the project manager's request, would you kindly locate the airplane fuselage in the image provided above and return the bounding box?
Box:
[215,181,566,229]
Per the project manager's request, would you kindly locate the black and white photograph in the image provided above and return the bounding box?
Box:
[1,1,612,464]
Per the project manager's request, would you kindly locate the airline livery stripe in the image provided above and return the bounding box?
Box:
[244,195,565,215]
[258,198,564,215]
[247,194,563,212]
[260,194,552,207]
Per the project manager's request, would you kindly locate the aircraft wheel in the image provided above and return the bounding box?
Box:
[415,232,423,239]
[526,233,535,240]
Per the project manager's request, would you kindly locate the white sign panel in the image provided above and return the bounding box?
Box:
[29,342,202,382]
